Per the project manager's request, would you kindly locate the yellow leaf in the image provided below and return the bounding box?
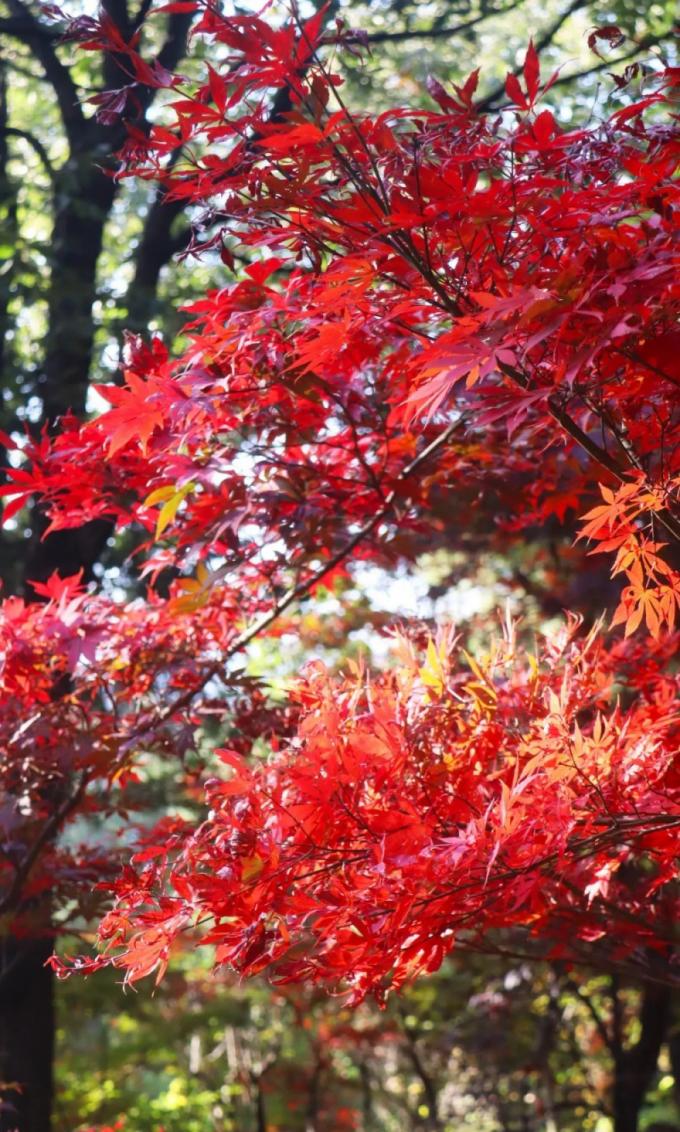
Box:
[419,638,446,697]
[143,484,175,508]
[242,855,264,883]
[462,650,496,701]
[155,483,194,538]
[196,561,210,587]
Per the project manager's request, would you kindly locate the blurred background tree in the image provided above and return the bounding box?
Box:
[0,0,678,1129]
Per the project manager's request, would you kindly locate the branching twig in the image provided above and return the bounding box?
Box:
[1,125,56,184]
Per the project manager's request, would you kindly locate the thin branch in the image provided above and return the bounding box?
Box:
[131,416,467,738]
[3,0,85,144]
[1,125,56,184]
[457,936,680,990]
[549,33,670,94]
[562,975,614,1053]
[397,1005,443,1131]
[497,360,680,545]
[0,772,89,917]
[220,416,466,659]
[361,2,523,46]
[476,0,588,111]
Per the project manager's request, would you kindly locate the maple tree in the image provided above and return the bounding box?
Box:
[0,5,679,1130]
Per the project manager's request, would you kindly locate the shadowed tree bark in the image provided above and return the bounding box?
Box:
[0,6,193,1127]
[611,981,672,1132]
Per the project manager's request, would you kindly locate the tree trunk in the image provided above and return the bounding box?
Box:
[0,149,117,1132]
[612,983,670,1132]
[0,9,193,1126]
[0,939,54,1132]
[41,153,117,421]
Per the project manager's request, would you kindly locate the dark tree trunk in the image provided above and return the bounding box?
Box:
[0,108,195,1132]
[0,11,193,1131]
[0,57,18,397]
[0,939,54,1132]
[0,56,21,588]
[125,188,188,335]
[612,983,671,1132]
[40,155,117,421]
[255,1074,267,1132]
[0,123,193,1132]
[0,126,120,1132]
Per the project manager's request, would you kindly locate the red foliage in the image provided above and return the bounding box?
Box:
[1,6,679,997]
[64,620,680,1000]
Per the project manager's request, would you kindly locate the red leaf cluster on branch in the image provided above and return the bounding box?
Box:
[56,619,680,998]
[4,12,679,632]
[1,3,679,996]
[0,569,296,932]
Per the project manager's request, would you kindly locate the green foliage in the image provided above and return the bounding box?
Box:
[54,950,680,1131]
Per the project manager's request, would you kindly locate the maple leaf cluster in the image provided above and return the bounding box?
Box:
[1,2,679,997]
[0,571,287,932]
[62,620,680,999]
[4,13,679,631]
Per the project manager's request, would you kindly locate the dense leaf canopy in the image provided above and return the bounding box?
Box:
[1,0,679,1017]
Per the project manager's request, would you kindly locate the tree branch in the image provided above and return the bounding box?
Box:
[129,416,467,742]
[497,360,680,545]
[562,975,614,1053]
[156,9,194,74]
[220,416,466,660]
[476,0,588,110]
[0,15,57,38]
[361,2,523,46]
[1,125,56,184]
[0,772,88,917]
[3,0,85,143]
[549,33,670,94]
[123,186,187,333]
[397,1006,443,1131]
[132,0,154,33]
